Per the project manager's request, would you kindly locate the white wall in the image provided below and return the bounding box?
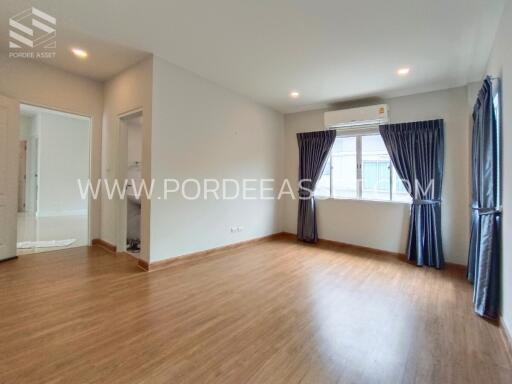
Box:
[0,57,103,239]
[150,56,284,262]
[484,0,512,338]
[36,112,89,217]
[283,86,471,264]
[102,58,153,261]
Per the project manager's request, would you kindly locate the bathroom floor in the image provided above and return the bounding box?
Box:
[16,212,88,255]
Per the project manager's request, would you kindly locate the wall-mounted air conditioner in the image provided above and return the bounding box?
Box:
[324,104,389,128]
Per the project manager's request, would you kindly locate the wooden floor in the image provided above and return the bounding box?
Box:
[0,237,511,384]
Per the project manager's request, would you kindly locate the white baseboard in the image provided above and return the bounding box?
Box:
[36,209,87,217]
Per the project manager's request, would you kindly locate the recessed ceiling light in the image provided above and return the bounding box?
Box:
[397,67,410,76]
[290,91,300,98]
[71,48,88,59]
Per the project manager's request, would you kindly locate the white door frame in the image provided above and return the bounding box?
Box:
[116,108,143,254]
[0,94,19,261]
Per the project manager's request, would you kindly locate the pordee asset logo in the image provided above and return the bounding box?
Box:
[9,7,56,59]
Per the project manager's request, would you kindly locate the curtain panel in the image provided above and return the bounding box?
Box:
[296,130,336,243]
[379,120,445,268]
[467,77,501,319]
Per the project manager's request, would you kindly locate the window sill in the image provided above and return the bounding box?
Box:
[315,196,411,206]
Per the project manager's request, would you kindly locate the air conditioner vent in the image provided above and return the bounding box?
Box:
[324,104,389,128]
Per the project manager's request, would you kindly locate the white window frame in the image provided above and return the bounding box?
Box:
[320,125,409,203]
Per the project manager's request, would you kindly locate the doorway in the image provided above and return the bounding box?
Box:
[117,110,143,257]
[16,104,91,255]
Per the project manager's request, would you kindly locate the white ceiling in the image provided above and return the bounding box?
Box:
[0,4,148,81]
[1,0,507,112]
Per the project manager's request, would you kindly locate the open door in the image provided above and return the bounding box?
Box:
[0,94,19,261]
[116,110,143,255]
[18,140,27,212]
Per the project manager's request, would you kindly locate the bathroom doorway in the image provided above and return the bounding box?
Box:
[117,110,143,257]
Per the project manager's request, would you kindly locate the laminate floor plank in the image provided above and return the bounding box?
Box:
[0,238,510,383]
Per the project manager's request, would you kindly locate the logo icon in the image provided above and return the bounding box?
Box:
[9,7,56,50]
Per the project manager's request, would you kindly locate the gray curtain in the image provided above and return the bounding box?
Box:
[467,77,501,319]
[296,130,336,242]
[379,120,445,268]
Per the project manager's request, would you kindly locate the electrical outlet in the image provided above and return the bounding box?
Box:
[230,227,237,233]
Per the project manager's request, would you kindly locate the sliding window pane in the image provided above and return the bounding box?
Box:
[332,136,357,198]
[315,156,331,197]
[361,135,390,200]
[392,167,412,202]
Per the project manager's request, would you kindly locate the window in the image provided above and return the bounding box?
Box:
[332,136,357,198]
[493,88,501,207]
[361,135,389,200]
[316,127,411,203]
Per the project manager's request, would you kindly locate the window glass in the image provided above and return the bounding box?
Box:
[315,157,331,197]
[361,135,390,200]
[313,128,411,203]
[392,168,412,202]
[493,91,501,206]
[332,136,357,198]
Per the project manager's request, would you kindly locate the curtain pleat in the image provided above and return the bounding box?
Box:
[296,131,336,243]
